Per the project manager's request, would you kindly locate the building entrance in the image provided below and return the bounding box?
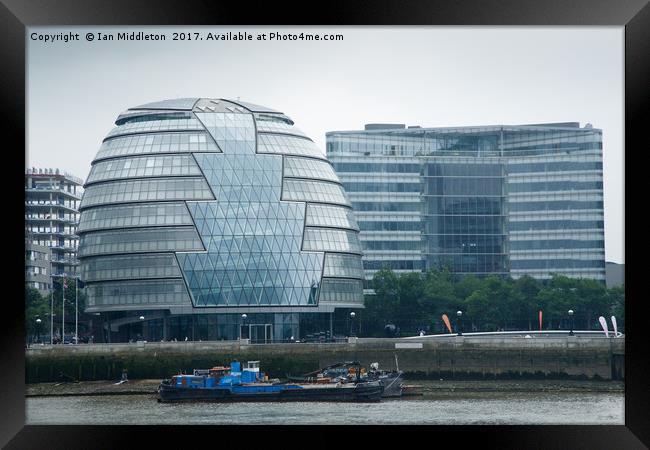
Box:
[240,323,273,343]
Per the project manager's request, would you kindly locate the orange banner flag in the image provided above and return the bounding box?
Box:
[539,310,543,331]
[442,314,453,333]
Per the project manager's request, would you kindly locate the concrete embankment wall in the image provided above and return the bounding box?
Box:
[25,337,625,383]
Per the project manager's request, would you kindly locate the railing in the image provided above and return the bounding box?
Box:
[402,330,623,339]
[25,169,84,185]
[25,187,83,199]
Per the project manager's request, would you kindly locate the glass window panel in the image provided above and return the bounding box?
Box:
[305,204,358,230]
[282,179,350,206]
[106,117,205,139]
[80,253,182,281]
[257,133,325,159]
[323,253,364,279]
[78,202,192,232]
[318,279,364,304]
[303,228,363,254]
[284,156,339,182]
[78,226,204,257]
[79,177,214,209]
[97,132,218,160]
[87,279,190,307]
[87,155,201,183]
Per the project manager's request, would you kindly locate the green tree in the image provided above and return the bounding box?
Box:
[41,277,92,342]
[363,268,619,336]
[465,276,517,330]
[608,284,625,330]
[396,271,425,332]
[25,286,48,342]
[535,275,576,329]
[574,277,609,329]
[513,276,541,330]
[421,267,461,330]
[362,269,401,336]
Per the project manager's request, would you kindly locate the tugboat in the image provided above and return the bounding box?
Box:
[157,361,384,403]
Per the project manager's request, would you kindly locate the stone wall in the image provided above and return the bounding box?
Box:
[25,337,624,383]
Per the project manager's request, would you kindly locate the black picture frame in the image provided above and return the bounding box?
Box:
[2,0,647,447]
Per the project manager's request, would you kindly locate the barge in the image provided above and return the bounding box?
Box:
[158,361,384,403]
[292,360,404,398]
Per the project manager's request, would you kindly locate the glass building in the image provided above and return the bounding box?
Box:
[25,168,83,293]
[78,98,364,342]
[326,122,605,285]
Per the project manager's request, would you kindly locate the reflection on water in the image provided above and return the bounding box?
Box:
[26,391,624,425]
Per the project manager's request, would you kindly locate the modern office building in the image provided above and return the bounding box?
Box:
[25,168,83,292]
[327,122,605,285]
[77,98,364,342]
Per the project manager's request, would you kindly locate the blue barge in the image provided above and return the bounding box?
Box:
[157,361,384,403]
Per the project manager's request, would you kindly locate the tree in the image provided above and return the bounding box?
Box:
[513,276,541,330]
[362,269,401,336]
[574,278,609,330]
[396,272,425,332]
[608,284,625,330]
[421,267,459,325]
[25,286,48,342]
[535,276,576,329]
[37,277,92,342]
[362,268,622,336]
[465,276,517,330]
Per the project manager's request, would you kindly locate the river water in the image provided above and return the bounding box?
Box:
[26,389,623,425]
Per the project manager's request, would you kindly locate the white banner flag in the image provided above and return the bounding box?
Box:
[598,316,609,338]
[611,316,618,337]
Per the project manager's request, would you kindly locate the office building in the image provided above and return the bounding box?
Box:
[25,168,83,293]
[327,122,605,284]
[77,98,364,342]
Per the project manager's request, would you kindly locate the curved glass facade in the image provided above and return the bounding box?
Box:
[78,98,364,342]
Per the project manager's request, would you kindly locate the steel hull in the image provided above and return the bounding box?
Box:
[377,372,404,398]
[158,381,384,403]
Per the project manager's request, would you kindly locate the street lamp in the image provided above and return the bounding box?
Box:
[568,309,574,336]
[35,318,42,344]
[350,311,356,337]
[456,310,463,336]
[138,315,145,342]
[241,314,248,340]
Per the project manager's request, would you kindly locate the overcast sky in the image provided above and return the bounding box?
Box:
[27,26,624,264]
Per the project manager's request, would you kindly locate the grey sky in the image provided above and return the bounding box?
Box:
[27,26,624,263]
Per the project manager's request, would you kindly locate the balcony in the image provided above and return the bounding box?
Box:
[25,187,83,200]
[49,245,78,253]
[51,259,79,266]
[27,230,78,238]
[25,202,79,213]
[25,216,78,224]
